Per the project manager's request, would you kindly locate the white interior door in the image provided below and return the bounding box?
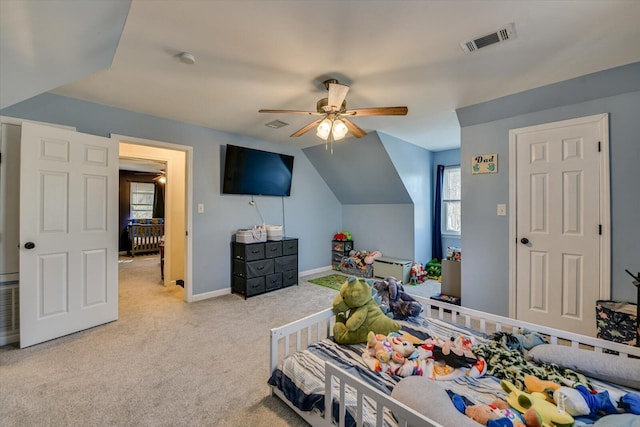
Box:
[19,122,118,348]
[512,115,608,337]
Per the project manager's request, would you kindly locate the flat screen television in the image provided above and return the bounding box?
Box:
[222,144,294,196]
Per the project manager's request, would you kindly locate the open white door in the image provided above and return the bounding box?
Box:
[19,122,118,348]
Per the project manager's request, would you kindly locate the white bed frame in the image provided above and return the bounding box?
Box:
[270,295,640,427]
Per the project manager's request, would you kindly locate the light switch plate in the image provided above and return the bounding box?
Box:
[497,204,506,216]
[197,203,204,214]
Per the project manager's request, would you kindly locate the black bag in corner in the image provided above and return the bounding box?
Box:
[596,300,638,346]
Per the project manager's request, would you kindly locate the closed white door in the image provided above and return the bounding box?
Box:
[512,115,608,337]
[20,122,118,348]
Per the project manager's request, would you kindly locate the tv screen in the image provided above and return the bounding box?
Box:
[222,144,294,196]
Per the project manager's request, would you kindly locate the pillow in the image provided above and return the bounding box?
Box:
[390,376,481,427]
[593,414,640,427]
[528,344,640,389]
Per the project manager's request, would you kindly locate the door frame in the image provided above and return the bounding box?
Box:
[111,133,194,303]
[507,113,610,318]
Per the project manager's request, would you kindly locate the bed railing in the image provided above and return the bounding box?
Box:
[414,295,640,358]
[269,297,640,427]
[128,222,164,256]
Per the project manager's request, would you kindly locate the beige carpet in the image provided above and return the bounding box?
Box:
[0,257,339,427]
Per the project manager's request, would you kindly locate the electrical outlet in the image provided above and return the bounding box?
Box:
[197,203,204,214]
[497,204,506,216]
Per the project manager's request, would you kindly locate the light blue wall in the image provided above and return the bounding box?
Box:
[379,132,433,264]
[2,93,342,296]
[432,149,461,256]
[456,63,640,316]
[304,131,434,264]
[342,204,414,261]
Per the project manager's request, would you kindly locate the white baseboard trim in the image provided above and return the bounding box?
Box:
[300,265,333,276]
[0,332,19,346]
[191,287,231,302]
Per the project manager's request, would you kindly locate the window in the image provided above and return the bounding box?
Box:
[130,182,155,219]
[442,166,461,235]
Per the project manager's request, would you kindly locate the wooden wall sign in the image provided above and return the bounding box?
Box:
[471,153,498,174]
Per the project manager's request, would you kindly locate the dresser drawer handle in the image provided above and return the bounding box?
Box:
[251,250,260,254]
[257,266,264,270]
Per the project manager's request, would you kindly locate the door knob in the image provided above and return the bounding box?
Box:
[24,242,36,249]
[520,237,529,245]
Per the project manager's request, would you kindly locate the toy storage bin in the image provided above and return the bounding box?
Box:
[339,256,373,278]
[596,300,638,347]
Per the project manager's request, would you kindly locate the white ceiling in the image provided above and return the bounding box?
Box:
[7,1,640,151]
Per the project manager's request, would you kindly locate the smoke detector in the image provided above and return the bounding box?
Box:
[461,23,517,53]
[178,52,196,64]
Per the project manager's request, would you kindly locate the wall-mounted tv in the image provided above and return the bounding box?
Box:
[222,144,294,197]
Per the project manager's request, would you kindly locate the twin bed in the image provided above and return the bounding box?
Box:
[269,295,640,427]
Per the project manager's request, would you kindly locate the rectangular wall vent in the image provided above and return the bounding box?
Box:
[461,23,517,53]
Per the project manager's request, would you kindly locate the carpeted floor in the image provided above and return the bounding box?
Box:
[0,257,343,427]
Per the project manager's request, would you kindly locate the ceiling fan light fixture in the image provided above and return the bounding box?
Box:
[316,117,333,139]
[331,119,348,140]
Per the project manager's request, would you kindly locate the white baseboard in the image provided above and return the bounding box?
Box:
[191,287,231,302]
[300,265,333,276]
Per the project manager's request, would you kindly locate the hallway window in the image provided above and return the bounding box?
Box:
[130,182,155,219]
[442,166,461,235]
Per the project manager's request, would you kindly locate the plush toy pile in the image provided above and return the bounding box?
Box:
[332,276,400,344]
[362,331,487,380]
[372,276,422,319]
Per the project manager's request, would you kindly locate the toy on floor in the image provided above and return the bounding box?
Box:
[332,276,400,344]
[410,262,427,284]
[425,258,441,281]
[372,276,422,319]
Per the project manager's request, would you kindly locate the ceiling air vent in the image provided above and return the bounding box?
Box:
[265,120,289,129]
[461,23,517,53]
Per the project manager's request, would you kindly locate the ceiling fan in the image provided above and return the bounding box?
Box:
[259,79,408,150]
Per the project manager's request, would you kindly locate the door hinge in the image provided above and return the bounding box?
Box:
[599,224,602,235]
[186,230,188,236]
[598,141,601,152]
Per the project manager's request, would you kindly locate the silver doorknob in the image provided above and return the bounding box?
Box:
[24,242,36,249]
[520,238,529,245]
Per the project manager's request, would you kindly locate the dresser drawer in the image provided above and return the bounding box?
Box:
[282,239,298,255]
[282,270,297,287]
[233,276,265,297]
[233,258,274,278]
[265,241,283,258]
[275,255,297,273]
[233,242,265,261]
[265,273,282,291]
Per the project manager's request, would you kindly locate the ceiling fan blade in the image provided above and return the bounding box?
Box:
[328,83,349,111]
[259,109,321,115]
[341,118,367,138]
[290,119,322,137]
[344,106,408,116]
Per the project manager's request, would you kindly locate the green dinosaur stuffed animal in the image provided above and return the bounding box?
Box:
[332,276,400,344]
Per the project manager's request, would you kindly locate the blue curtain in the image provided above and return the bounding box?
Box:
[432,165,445,261]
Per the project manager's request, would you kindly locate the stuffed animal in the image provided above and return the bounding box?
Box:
[501,380,574,427]
[553,384,640,418]
[453,395,543,427]
[523,375,561,403]
[364,250,382,265]
[363,331,425,377]
[372,276,422,320]
[332,276,400,344]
